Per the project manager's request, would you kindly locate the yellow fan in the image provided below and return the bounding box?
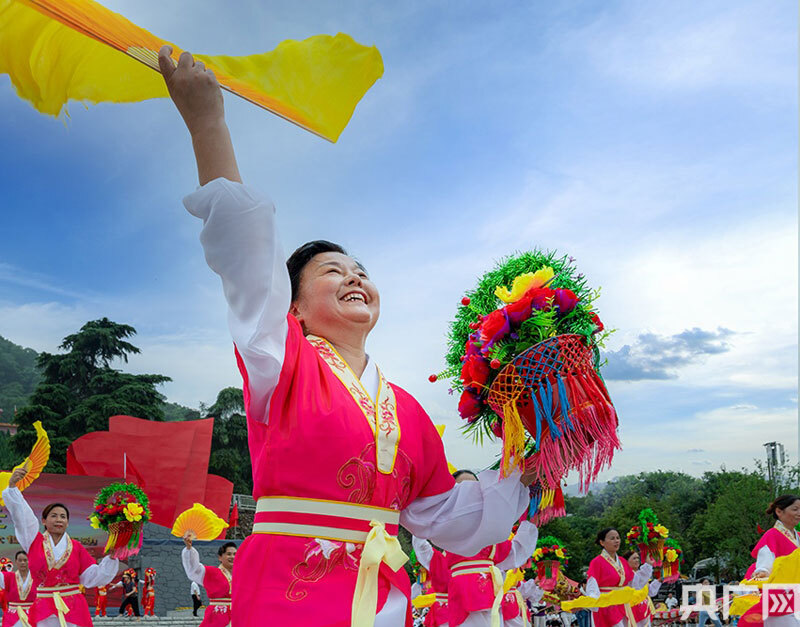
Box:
[435,424,457,474]
[171,503,229,541]
[0,421,50,505]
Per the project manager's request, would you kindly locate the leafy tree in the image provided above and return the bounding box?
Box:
[205,387,251,494]
[11,319,170,472]
[0,335,41,421]
[161,401,201,422]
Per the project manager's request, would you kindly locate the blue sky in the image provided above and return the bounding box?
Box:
[0,0,796,480]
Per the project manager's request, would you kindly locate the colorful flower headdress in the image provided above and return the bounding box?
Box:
[432,250,618,490]
[90,482,150,559]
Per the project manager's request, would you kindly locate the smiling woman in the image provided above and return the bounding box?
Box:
[158,45,538,627]
[1,468,119,627]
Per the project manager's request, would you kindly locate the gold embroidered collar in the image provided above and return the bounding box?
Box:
[42,532,72,571]
[774,521,800,547]
[15,572,31,601]
[601,550,625,585]
[307,335,401,474]
[218,565,232,595]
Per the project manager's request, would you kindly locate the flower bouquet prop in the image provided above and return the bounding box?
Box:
[533,535,569,591]
[432,250,619,490]
[626,508,669,567]
[90,483,150,559]
[660,538,683,582]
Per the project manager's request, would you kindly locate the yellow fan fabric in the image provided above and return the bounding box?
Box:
[0,420,50,505]
[411,593,436,609]
[171,503,229,541]
[0,0,383,142]
[729,548,800,616]
[561,585,649,612]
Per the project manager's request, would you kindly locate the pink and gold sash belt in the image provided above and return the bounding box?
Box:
[208,598,231,607]
[434,592,448,602]
[38,585,81,627]
[8,601,33,627]
[254,496,407,627]
[451,559,505,627]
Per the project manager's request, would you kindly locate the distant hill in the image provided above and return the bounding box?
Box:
[0,334,200,423]
[0,335,40,422]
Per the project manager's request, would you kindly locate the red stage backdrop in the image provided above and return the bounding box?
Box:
[0,473,110,560]
[66,415,233,533]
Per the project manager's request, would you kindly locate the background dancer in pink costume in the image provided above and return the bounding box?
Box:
[182,536,234,627]
[157,45,537,626]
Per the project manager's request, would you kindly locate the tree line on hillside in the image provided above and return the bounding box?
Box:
[2,319,797,579]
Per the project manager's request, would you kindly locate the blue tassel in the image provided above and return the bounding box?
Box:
[541,379,562,440]
[531,393,544,450]
[556,375,574,431]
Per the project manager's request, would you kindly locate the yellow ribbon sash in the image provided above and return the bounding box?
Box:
[38,585,82,627]
[9,603,32,627]
[730,547,800,616]
[351,521,408,627]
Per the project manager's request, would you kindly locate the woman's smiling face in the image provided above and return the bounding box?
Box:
[290,252,380,338]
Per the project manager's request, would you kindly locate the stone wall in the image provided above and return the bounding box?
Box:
[122,522,239,616]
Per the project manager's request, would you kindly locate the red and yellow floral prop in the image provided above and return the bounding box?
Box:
[660,538,683,582]
[533,535,569,591]
[90,483,150,559]
[433,251,619,491]
[626,508,669,566]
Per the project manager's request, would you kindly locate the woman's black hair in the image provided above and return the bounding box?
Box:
[595,527,617,546]
[42,503,69,521]
[218,542,237,556]
[452,469,478,481]
[14,551,26,560]
[286,240,349,302]
[766,494,800,519]
[623,550,637,561]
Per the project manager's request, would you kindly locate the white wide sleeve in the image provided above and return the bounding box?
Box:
[400,469,529,556]
[585,577,600,598]
[631,563,653,589]
[1,487,39,552]
[411,536,435,571]
[754,545,775,575]
[496,521,538,570]
[649,579,662,597]
[182,547,206,586]
[80,556,118,588]
[520,579,544,604]
[184,178,291,424]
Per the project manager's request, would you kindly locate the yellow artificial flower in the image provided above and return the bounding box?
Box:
[494,267,555,303]
[124,502,144,522]
[654,524,668,537]
[89,515,100,529]
[555,548,565,559]
[533,548,543,559]
[665,549,678,562]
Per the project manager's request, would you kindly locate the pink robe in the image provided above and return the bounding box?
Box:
[2,571,37,627]
[232,316,455,626]
[587,554,635,627]
[200,566,231,627]
[742,527,800,627]
[28,534,94,627]
[424,549,451,627]
[446,542,513,627]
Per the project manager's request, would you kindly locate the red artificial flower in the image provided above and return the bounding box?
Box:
[461,355,490,389]
[553,288,579,314]
[458,390,483,421]
[505,296,533,325]
[480,310,510,347]
[590,312,604,333]
[490,421,503,438]
[525,287,556,311]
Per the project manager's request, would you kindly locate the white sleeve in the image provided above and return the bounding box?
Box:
[649,579,662,597]
[585,577,600,597]
[1,487,39,552]
[755,545,775,574]
[400,469,529,556]
[520,579,544,604]
[80,556,119,588]
[182,547,206,586]
[496,520,538,570]
[183,178,291,424]
[411,536,435,571]
[632,563,652,589]
[410,582,422,599]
